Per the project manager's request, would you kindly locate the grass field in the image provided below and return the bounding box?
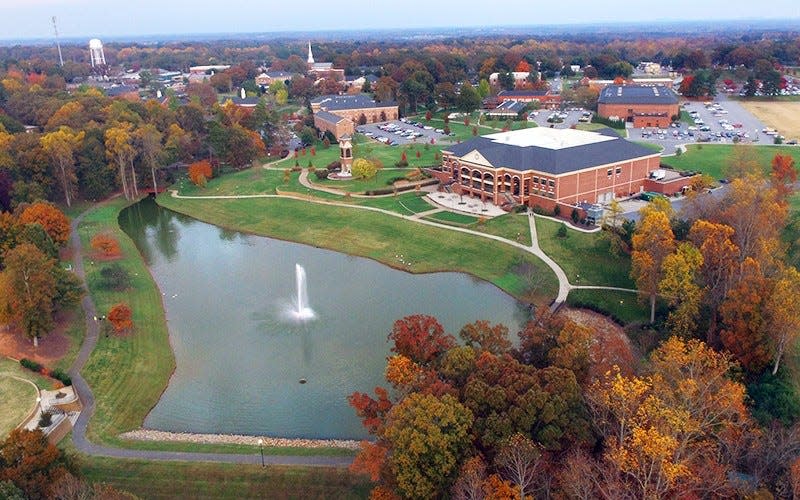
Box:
[425,211,479,225]
[51,310,86,373]
[567,288,649,325]
[0,375,38,437]
[312,168,424,193]
[664,144,800,179]
[535,217,635,289]
[77,198,175,446]
[157,195,558,304]
[740,101,800,141]
[70,448,370,499]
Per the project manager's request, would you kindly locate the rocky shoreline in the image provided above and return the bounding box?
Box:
[119,429,361,450]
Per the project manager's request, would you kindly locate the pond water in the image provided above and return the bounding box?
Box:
[120,198,527,440]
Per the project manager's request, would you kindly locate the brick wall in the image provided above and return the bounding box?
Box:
[597,102,680,125]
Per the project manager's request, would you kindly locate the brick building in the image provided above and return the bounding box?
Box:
[597,85,679,128]
[497,90,562,109]
[310,94,398,139]
[433,128,661,212]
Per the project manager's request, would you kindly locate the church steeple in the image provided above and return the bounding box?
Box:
[307,41,314,64]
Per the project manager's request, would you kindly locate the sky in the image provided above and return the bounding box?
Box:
[1,0,799,40]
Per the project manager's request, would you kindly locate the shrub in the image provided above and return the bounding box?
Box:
[314,169,330,180]
[513,205,528,214]
[187,160,213,187]
[553,205,561,217]
[108,303,134,334]
[326,161,341,172]
[90,233,122,258]
[99,263,131,291]
[38,410,53,428]
[571,208,580,223]
[20,358,42,373]
[50,368,71,386]
[394,159,409,168]
[557,224,568,238]
[352,158,378,180]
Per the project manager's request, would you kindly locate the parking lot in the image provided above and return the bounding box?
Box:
[628,94,775,150]
[356,119,450,146]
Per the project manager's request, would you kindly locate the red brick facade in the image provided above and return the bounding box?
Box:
[440,151,661,209]
[313,114,354,139]
[597,102,679,128]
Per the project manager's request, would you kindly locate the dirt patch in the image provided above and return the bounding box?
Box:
[0,311,74,366]
[740,101,800,141]
[561,307,639,380]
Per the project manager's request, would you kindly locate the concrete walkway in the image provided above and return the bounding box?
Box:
[66,205,352,467]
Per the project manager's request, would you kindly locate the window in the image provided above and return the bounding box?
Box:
[533,176,539,184]
[548,180,555,187]
[616,167,622,175]
[607,169,612,176]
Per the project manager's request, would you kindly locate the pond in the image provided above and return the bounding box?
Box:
[120,198,528,440]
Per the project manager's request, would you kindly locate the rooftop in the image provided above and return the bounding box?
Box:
[314,110,347,124]
[598,85,678,105]
[487,100,526,113]
[444,127,657,176]
[311,94,395,111]
[499,89,549,97]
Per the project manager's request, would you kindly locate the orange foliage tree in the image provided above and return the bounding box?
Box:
[631,209,676,323]
[90,233,121,258]
[18,201,71,247]
[187,160,213,187]
[107,303,133,333]
[771,153,797,203]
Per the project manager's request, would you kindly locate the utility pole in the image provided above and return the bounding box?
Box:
[52,16,64,67]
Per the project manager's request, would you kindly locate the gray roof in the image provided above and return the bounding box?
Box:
[310,94,396,110]
[231,97,260,106]
[105,85,139,97]
[488,100,526,113]
[265,71,295,78]
[499,90,549,97]
[598,85,678,105]
[314,110,347,124]
[444,128,657,176]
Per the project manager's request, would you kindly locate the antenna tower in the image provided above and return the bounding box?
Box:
[52,16,64,67]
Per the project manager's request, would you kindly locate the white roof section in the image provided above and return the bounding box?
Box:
[483,127,616,150]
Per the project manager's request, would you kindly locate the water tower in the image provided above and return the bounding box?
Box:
[89,39,106,67]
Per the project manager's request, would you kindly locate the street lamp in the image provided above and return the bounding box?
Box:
[258,438,265,467]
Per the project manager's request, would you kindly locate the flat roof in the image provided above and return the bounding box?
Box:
[314,110,346,123]
[598,85,678,105]
[483,127,616,150]
[310,94,396,111]
[445,127,657,176]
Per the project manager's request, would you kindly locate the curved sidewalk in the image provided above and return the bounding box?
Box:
[66,206,352,467]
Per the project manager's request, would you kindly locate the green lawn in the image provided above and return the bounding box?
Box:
[478,213,533,246]
[0,357,58,390]
[535,217,634,289]
[566,288,649,325]
[576,123,623,135]
[71,449,370,499]
[664,144,800,180]
[157,195,559,304]
[0,375,38,438]
[357,193,436,214]
[51,309,86,373]
[313,168,425,193]
[634,141,664,153]
[77,198,175,447]
[425,211,480,225]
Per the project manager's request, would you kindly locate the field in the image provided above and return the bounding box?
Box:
[0,375,38,437]
[664,144,800,179]
[70,448,370,499]
[740,100,800,141]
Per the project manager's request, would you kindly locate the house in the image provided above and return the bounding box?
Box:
[484,100,526,119]
[488,72,539,87]
[310,94,398,139]
[432,127,661,212]
[255,71,296,88]
[306,42,345,81]
[597,85,680,128]
[497,90,561,109]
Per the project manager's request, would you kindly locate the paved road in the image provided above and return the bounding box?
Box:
[66,206,352,467]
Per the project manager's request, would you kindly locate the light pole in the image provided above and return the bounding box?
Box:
[258,438,264,467]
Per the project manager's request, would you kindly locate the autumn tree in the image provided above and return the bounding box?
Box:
[384,393,473,499]
[459,320,511,355]
[18,201,70,247]
[659,242,704,337]
[0,429,68,499]
[90,232,121,258]
[40,126,84,207]
[725,144,762,180]
[388,314,456,366]
[631,209,676,323]
[494,433,542,499]
[133,123,164,193]
[764,265,800,374]
[2,243,56,347]
[108,302,133,333]
[105,123,137,200]
[771,153,797,204]
[188,159,213,187]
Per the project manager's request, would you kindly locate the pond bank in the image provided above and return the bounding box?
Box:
[120,429,361,450]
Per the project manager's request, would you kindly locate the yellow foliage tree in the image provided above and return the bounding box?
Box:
[659,242,704,337]
[40,127,85,208]
[631,210,675,323]
[352,158,378,180]
[764,265,800,375]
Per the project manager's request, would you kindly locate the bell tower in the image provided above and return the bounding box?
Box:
[339,134,353,177]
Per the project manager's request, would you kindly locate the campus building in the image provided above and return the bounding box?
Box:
[597,84,680,128]
[497,90,562,109]
[433,127,661,212]
[306,42,345,81]
[311,94,398,139]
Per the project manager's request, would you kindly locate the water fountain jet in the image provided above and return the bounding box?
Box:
[293,263,315,321]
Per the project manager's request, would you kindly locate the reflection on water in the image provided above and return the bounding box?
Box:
[120,198,525,439]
